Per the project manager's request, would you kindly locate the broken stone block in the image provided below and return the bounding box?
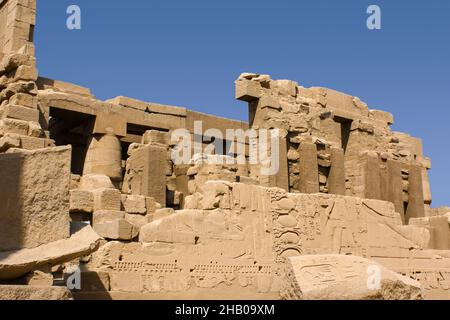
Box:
[139,210,201,244]
[92,188,121,211]
[0,146,71,251]
[70,189,94,213]
[92,210,138,240]
[0,286,73,301]
[258,94,280,110]
[125,213,149,230]
[154,208,175,221]
[0,118,29,136]
[8,93,37,109]
[283,255,422,300]
[84,132,123,181]
[298,142,319,193]
[145,197,157,214]
[19,135,48,150]
[0,133,21,151]
[79,174,115,190]
[142,130,169,145]
[25,270,54,286]
[122,194,147,215]
[0,223,100,280]
[235,79,261,102]
[276,80,298,97]
[93,219,138,241]
[93,210,125,225]
[123,144,167,207]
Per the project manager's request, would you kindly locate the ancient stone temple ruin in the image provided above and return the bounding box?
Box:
[1,0,449,300]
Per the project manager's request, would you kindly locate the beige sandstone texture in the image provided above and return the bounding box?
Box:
[0,0,449,300]
[0,285,73,301]
[0,223,100,280]
[283,255,422,300]
[0,146,71,251]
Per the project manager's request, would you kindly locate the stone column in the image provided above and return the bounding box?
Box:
[328,148,346,195]
[298,142,319,194]
[405,164,425,223]
[83,131,122,182]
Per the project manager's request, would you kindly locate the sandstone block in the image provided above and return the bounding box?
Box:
[19,136,49,150]
[8,93,37,109]
[0,118,29,136]
[235,79,261,102]
[92,188,121,211]
[125,213,149,230]
[13,65,38,82]
[93,219,139,241]
[70,189,94,213]
[93,210,125,225]
[0,133,21,151]
[0,146,71,251]
[0,223,100,280]
[79,271,110,292]
[142,130,170,145]
[122,194,147,215]
[25,270,54,286]
[284,255,422,300]
[79,174,115,190]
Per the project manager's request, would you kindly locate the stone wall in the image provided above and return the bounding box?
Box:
[79,182,450,299]
[235,73,431,224]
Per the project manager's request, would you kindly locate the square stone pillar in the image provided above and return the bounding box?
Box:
[363,154,381,200]
[386,160,405,223]
[405,164,425,223]
[124,144,167,207]
[328,148,346,195]
[298,142,319,194]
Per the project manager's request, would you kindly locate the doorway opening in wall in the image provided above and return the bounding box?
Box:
[48,107,95,175]
[334,116,353,153]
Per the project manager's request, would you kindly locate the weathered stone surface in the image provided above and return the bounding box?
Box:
[93,188,121,211]
[25,270,54,286]
[0,223,100,280]
[70,189,94,213]
[405,165,425,223]
[0,0,448,300]
[284,255,423,300]
[123,144,167,207]
[84,133,123,181]
[0,146,71,251]
[298,142,319,193]
[328,148,346,195]
[0,285,73,301]
[93,210,138,240]
[79,174,115,191]
[94,219,139,241]
[122,195,147,215]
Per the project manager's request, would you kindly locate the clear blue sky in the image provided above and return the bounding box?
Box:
[35,0,450,207]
